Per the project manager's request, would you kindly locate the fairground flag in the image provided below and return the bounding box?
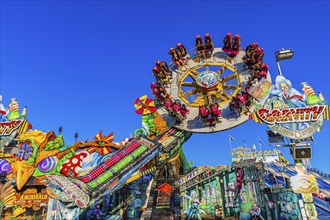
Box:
[229,135,236,150]
[243,139,248,148]
[229,135,236,141]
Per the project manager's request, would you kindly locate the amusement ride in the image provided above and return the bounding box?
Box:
[0,32,329,220]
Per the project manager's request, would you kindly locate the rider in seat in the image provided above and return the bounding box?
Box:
[176,43,188,58]
[241,91,253,108]
[210,103,222,122]
[222,32,233,52]
[244,42,258,58]
[253,48,264,65]
[260,63,268,79]
[152,66,161,83]
[156,61,172,79]
[243,42,259,68]
[169,48,185,70]
[164,98,173,113]
[153,66,169,85]
[180,103,190,118]
[204,33,214,57]
[199,105,210,123]
[251,63,268,80]
[151,82,169,102]
[230,34,241,57]
[172,101,183,124]
[229,94,244,116]
[195,35,205,59]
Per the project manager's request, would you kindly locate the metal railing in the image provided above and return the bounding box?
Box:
[308,168,330,179]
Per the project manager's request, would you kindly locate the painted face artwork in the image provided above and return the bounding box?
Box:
[280,83,290,94]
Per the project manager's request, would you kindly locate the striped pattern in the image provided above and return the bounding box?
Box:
[126,166,157,184]
[251,111,263,124]
[139,166,156,177]
[79,141,141,183]
[17,120,29,135]
[168,128,176,135]
[174,130,183,137]
[87,145,148,188]
[109,178,119,190]
[324,105,330,120]
[279,154,290,165]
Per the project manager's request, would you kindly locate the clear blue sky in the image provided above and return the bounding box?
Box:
[1,1,329,172]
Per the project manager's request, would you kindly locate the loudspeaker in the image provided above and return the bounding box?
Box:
[264,187,272,193]
[285,177,291,188]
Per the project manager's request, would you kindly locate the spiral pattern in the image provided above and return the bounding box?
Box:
[38,156,58,173]
[0,159,11,174]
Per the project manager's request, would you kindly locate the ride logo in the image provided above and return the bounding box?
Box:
[257,105,325,125]
[14,187,49,206]
[257,97,325,140]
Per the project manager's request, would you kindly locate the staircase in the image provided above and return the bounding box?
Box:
[141,161,181,220]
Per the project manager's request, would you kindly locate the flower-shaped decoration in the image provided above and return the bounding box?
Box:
[94,130,114,145]
[93,130,115,155]
[14,141,33,161]
[134,95,157,115]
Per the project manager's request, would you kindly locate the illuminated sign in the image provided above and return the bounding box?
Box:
[0,120,23,136]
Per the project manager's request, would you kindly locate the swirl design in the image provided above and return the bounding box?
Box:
[0,159,11,174]
[38,156,58,173]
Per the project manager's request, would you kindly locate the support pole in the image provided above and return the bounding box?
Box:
[276,61,283,76]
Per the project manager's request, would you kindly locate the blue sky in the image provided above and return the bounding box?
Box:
[1,1,329,172]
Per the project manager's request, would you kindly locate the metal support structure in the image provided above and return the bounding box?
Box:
[276,61,283,76]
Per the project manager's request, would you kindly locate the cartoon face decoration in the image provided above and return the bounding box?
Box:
[280,82,290,94]
[196,71,220,89]
[290,164,319,194]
